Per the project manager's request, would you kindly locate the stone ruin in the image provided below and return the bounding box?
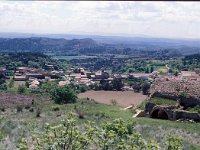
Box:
[143,76,200,122]
[145,102,200,122]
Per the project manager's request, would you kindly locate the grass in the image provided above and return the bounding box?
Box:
[137,99,147,110]
[135,117,200,135]
[149,97,177,106]
[0,95,199,149]
[6,80,23,93]
[52,55,97,61]
[0,97,135,149]
[187,106,200,113]
[134,117,200,149]
[156,66,168,73]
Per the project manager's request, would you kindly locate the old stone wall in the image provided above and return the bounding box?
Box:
[174,110,200,122]
[145,102,200,122]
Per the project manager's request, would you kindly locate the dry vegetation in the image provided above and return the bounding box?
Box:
[0,93,34,108]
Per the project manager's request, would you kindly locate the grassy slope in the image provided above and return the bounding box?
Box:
[134,117,200,149]
[0,96,199,149]
[149,97,177,106]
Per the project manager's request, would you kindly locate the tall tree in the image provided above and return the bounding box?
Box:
[145,67,149,73]
[112,79,123,91]
[150,66,154,73]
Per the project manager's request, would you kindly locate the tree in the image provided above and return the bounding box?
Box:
[0,73,7,91]
[25,80,29,88]
[18,85,27,94]
[8,78,14,88]
[112,78,123,91]
[0,83,7,91]
[100,79,112,91]
[50,86,77,104]
[74,68,81,73]
[41,80,58,93]
[142,82,150,95]
[145,67,149,73]
[78,85,87,93]
[150,66,154,73]
[174,71,178,76]
[0,73,5,86]
[132,83,141,92]
[128,68,133,73]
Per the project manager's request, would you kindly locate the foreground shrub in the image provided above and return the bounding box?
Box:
[167,134,183,150]
[51,106,60,111]
[16,106,23,112]
[0,107,5,112]
[36,108,41,118]
[19,114,183,150]
[50,86,77,104]
[17,85,27,94]
[111,99,118,106]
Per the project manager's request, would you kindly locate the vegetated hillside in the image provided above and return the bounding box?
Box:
[0,52,65,74]
[0,36,199,56]
[0,37,98,55]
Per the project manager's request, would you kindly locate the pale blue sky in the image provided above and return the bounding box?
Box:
[0,1,200,39]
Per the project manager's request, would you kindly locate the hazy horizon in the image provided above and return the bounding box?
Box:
[0,1,200,39]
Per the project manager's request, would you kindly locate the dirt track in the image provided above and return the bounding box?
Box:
[78,90,147,107]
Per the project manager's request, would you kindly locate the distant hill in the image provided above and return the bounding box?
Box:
[0,37,98,55]
[0,32,200,56]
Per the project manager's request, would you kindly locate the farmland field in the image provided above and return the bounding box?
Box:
[52,55,97,60]
[78,90,147,107]
[156,66,168,73]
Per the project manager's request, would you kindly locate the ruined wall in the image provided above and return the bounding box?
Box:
[174,110,200,122]
[145,102,200,122]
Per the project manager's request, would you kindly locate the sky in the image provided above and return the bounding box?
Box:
[0,1,200,39]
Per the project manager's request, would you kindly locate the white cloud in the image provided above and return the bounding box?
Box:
[0,1,200,38]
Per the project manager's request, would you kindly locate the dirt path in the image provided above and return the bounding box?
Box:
[78,90,147,107]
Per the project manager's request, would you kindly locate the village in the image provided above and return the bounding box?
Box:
[1,63,199,92]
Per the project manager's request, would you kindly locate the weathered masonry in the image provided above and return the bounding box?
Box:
[145,102,200,122]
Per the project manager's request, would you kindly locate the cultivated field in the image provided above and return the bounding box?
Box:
[78,90,147,107]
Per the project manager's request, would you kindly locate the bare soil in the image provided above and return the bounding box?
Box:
[78,90,147,107]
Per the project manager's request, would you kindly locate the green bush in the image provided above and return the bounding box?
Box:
[36,108,41,118]
[51,106,60,111]
[16,106,23,112]
[19,114,183,150]
[17,85,27,94]
[0,129,4,142]
[8,78,14,88]
[142,82,150,95]
[41,80,58,93]
[50,86,77,104]
[0,83,7,91]
[167,134,183,150]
